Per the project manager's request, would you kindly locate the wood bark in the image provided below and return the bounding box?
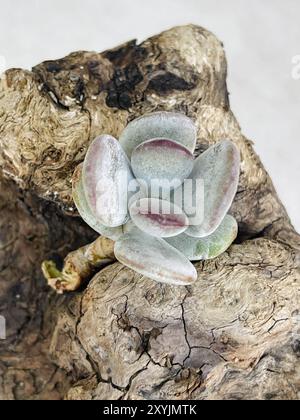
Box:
[0,25,299,400]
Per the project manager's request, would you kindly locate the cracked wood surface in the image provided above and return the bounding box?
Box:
[0,24,299,400]
[56,240,300,400]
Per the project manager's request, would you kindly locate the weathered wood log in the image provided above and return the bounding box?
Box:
[0,25,299,400]
[0,176,97,399]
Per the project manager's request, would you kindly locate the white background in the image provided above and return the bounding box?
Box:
[0,0,299,232]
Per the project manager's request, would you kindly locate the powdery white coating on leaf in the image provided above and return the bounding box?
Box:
[187,140,240,238]
[131,138,194,191]
[129,197,189,238]
[127,178,148,208]
[122,219,136,234]
[119,111,197,158]
[72,164,124,240]
[114,228,197,286]
[82,135,134,227]
[166,214,238,261]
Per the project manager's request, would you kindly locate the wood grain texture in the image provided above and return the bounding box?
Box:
[0,25,299,400]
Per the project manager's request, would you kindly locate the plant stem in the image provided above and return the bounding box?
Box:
[42,236,115,294]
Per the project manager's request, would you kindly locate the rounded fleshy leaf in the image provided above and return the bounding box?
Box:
[122,219,135,234]
[130,198,189,238]
[131,138,194,192]
[127,178,148,208]
[72,164,124,240]
[119,111,197,158]
[166,214,238,261]
[82,135,134,227]
[114,228,197,286]
[186,140,240,238]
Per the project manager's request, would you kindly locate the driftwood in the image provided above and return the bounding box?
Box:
[0,25,299,400]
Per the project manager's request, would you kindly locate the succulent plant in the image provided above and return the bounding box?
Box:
[72,111,240,286]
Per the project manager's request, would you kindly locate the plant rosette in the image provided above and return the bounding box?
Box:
[73,111,240,286]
